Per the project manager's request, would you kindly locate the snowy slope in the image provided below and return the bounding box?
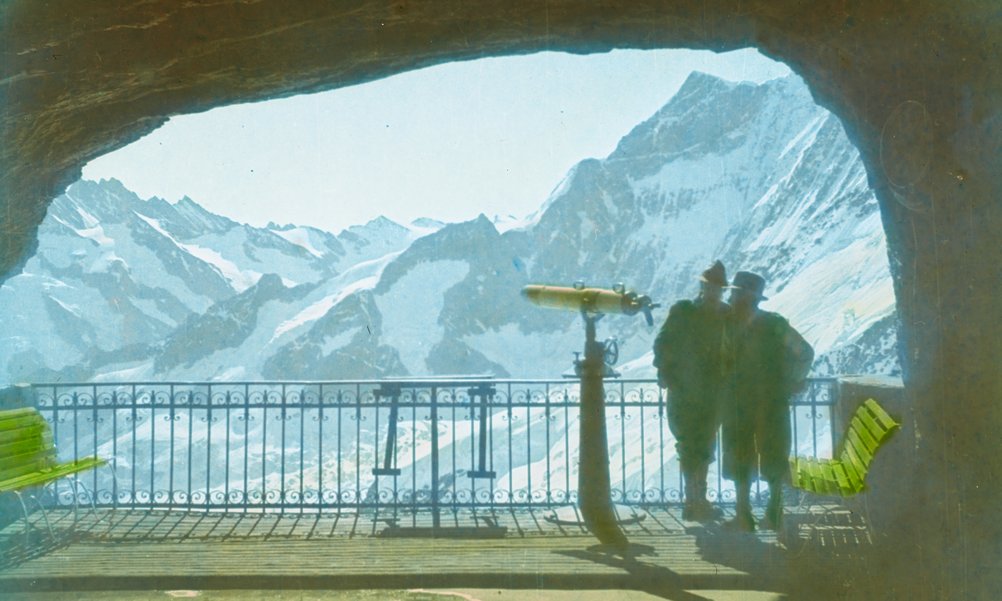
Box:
[10,71,905,501]
[4,71,897,386]
[188,68,897,383]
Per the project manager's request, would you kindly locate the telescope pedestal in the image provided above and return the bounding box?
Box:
[575,314,629,547]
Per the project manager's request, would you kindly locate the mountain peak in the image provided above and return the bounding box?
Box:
[340,215,409,238]
[367,215,401,228]
[676,70,737,94]
[167,194,237,232]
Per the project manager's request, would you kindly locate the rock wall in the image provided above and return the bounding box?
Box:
[3,1,1000,596]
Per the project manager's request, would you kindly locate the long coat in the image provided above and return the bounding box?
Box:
[721,310,814,482]
[652,298,730,470]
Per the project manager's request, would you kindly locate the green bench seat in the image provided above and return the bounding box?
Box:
[790,398,900,497]
[0,407,107,541]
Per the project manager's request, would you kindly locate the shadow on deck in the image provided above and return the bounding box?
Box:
[0,504,875,597]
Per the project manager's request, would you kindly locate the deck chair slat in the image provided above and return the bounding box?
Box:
[850,416,880,454]
[840,454,865,493]
[818,461,840,495]
[0,453,56,483]
[807,460,828,495]
[0,412,46,432]
[0,423,48,444]
[0,407,40,423]
[863,398,901,432]
[857,409,892,443]
[846,424,875,465]
[0,456,109,493]
[831,462,855,495]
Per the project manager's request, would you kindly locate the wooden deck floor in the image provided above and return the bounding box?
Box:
[0,505,873,594]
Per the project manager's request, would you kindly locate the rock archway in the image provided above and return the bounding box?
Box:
[2,1,1000,596]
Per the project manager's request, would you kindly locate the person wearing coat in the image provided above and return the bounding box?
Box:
[652,260,730,522]
[721,271,814,531]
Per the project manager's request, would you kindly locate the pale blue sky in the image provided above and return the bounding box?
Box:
[82,48,790,233]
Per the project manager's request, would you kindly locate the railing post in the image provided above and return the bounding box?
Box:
[372,383,402,477]
[430,385,440,528]
[467,383,496,479]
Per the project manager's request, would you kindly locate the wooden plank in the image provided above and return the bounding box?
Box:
[846,426,874,466]
[839,456,864,493]
[0,455,105,492]
[0,422,47,444]
[817,461,839,496]
[831,462,853,496]
[0,408,42,429]
[1,505,858,593]
[0,434,54,460]
[842,441,869,493]
[856,408,891,443]
[850,416,879,454]
[863,398,899,430]
[0,452,54,485]
[806,460,826,495]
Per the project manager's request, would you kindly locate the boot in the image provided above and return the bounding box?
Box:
[723,481,755,532]
[681,470,697,521]
[688,464,722,522]
[762,481,783,530]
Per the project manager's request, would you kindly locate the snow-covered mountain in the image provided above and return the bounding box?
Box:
[0,180,438,382]
[11,71,901,506]
[1,71,898,386]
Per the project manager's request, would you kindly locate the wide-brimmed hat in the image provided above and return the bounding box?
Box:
[726,271,768,300]
[699,260,728,287]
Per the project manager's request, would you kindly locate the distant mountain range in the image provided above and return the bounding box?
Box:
[0,71,899,385]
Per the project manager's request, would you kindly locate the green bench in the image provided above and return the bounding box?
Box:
[1,407,107,542]
[789,398,901,497]
[785,398,900,550]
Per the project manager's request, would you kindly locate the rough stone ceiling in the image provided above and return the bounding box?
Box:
[1,1,1001,596]
[2,1,995,283]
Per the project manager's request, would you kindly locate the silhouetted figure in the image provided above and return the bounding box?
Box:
[721,271,813,532]
[653,260,730,522]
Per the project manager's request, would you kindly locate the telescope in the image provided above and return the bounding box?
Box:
[521,282,660,325]
[521,280,659,547]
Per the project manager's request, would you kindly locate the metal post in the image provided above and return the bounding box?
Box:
[430,385,440,529]
[577,314,627,548]
[468,384,496,479]
[373,384,402,477]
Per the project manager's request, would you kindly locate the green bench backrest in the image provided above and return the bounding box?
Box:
[0,407,58,483]
[838,399,900,472]
[790,398,901,496]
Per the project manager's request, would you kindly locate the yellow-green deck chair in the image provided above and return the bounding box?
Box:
[785,398,900,551]
[790,398,901,497]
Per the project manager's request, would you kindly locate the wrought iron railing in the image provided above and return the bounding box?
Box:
[29,377,836,512]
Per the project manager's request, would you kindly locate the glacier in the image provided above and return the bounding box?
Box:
[5,70,898,506]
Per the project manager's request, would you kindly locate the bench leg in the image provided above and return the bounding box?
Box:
[13,490,56,548]
[68,478,100,526]
[12,490,32,548]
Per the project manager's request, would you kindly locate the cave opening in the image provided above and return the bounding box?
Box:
[0,48,899,387]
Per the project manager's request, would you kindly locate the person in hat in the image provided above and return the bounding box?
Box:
[721,271,814,531]
[652,260,731,522]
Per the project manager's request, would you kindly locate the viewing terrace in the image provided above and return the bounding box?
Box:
[0,376,890,597]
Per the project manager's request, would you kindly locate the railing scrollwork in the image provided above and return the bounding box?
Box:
[29,377,835,513]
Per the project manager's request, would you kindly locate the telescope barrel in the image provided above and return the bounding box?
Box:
[522,284,642,315]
